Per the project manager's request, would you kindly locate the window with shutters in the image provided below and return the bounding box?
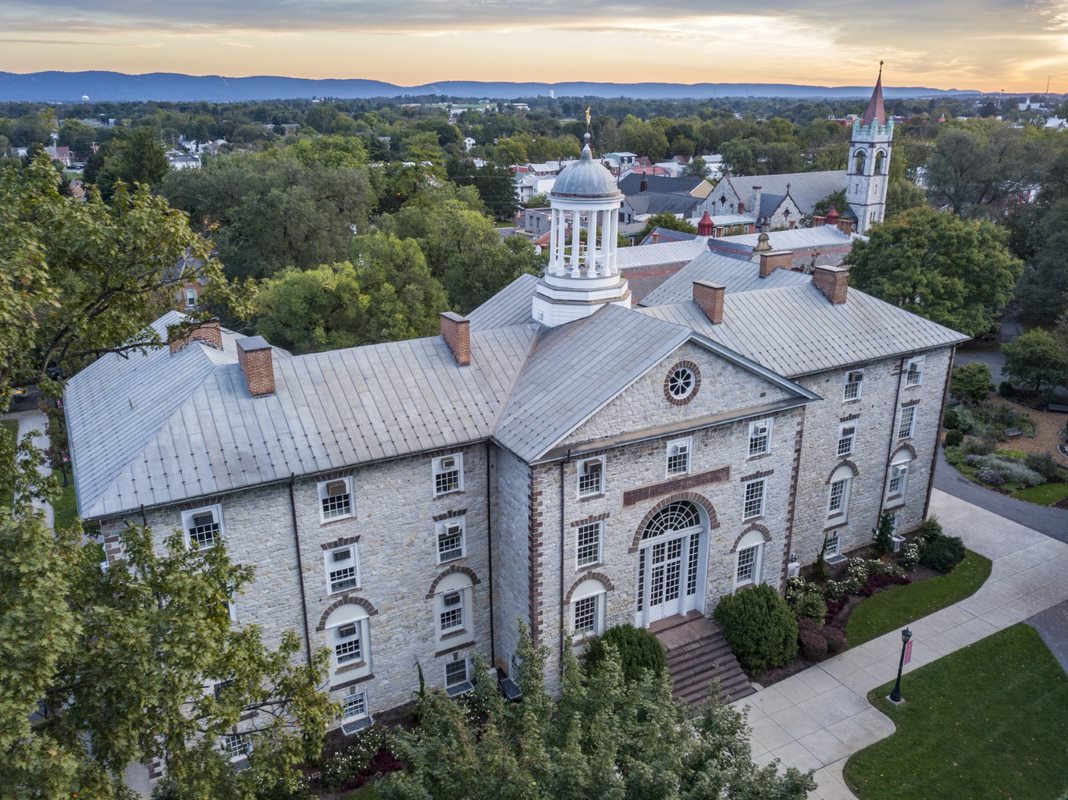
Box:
[318,477,353,522]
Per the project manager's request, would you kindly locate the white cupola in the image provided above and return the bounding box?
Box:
[531,134,631,327]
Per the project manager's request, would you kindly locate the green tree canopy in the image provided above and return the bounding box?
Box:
[1002,328,1068,392]
[1010,147,1068,326]
[378,627,814,800]
[253,233,447,353]
[83,126,169,200]
[950,362,993,405]
[0,155,225,408]
[844,206,1022,337]
[637,212,698,241]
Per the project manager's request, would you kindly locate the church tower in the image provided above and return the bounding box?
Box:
[531,134,631,327]
[846,63,893,234]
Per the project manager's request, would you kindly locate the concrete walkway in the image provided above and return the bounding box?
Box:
[1027,600,1068,674]
[734,489,1068,800]
[5,408,54,529]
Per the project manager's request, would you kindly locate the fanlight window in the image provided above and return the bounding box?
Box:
[642,501,701,541]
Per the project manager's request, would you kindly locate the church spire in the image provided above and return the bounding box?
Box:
[861,61,887,126]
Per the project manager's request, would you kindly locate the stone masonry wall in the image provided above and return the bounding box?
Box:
[489,445,532,674]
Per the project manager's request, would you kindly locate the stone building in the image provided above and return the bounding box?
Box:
[65,129,965,761]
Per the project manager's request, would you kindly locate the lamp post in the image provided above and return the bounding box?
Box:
[889,627,912,703]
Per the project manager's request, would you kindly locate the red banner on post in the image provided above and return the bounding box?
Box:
[903,640,913,665]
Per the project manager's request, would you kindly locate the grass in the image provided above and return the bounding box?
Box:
[341,786,382,799]
[52,478,78,529]
[843,624,1068,800]
[1011,482,1068,506]
[846,550,992,646]
[1,419,17,507]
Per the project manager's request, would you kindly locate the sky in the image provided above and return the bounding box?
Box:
[1,1,1067,92]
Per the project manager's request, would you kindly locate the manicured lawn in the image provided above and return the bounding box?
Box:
[1011,482,1068,506]
[1,419,17,506]
[52,478,78,529]
[843,624,1068,800]
[846,550,991,646]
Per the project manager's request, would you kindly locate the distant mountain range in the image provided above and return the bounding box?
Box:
[0,71,982,103]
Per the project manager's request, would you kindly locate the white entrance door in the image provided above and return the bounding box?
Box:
[634,499,707,627]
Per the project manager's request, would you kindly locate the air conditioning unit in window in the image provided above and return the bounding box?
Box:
[891,534,906,553]
[326,479,347,496]
[191,511,214,528]
[669,442,688,456]
[440,457,456,470]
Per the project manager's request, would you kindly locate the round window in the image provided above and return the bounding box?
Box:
[664,361,700,404]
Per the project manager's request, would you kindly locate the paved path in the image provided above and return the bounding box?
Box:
[735,489,1068,800]
[933,448,1068,544]
[5,409,53,529]
[1027,600,1068,674]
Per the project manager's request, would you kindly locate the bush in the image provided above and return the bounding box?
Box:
[822,626,847,653]
[859,572,911,597]
[945,429,964,447]
[901,541,920,571]
[954,407,981,435]
[943,408,959,430]
[998,381,1015,398]
[977,467,1005,486]
[793,592,828,625]
[918,517,943,541]
[584,624,666,682]
[1025,453,1060,481]
[320,727,391,790]
[798,628,828,661]
[714,584,798,674]
[986,457,1044,487]
[964,435,994,455]
[920,534,966,574]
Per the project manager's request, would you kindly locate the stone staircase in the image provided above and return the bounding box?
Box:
[651,611,754,707]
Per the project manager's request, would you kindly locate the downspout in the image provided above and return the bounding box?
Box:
[139,503,148,527]
[558,451,570,678]
[878,356,909,522]
[485,440,496,667]
[923,347,956,521]
[287,474,315,668]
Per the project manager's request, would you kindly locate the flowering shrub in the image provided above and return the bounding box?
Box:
[320,726,397,790]
[901,542,920,571]
[977,467,1005,486]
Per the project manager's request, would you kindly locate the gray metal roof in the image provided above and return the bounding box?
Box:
[551,143,620,199]
[640,283,969,378]
[639,252,811,307]
[619,173,706,196]
[625,192,701,217]
[726,171,846,216]
[67,315,537,519]
[468,273,540,331]
[615,239,709,270]
[710,226,855,253]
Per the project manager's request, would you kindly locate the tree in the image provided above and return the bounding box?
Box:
[637,212,697,241]
[378,626,814,800]
[872,511,894,557]
[254,234,447,353]
[1010,147,1068,325]
[884,178,928,219]
[288,134,368,169]
[1002,328,1068,392]
[0,155,227,408]
[950,362,993,405]
[844,206,1023,337]
[0,454,331,797]
[84,127,169,200]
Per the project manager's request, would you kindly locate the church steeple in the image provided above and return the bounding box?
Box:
[845,63,894,234]
[861,61,887,126]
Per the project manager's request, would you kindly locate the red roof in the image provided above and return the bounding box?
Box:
[861,62,887,126]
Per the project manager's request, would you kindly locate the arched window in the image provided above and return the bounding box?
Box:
[642,501,702,541]
[570,577,608,640]
[433,571,474,643]
[324,603,371,676]
[874,150,886,174]
[853,149,867,175]
[887,449,913,501]
[733,529,766,589]
[827,464,855,519]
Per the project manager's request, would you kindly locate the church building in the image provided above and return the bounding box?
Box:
[65,118,964,756]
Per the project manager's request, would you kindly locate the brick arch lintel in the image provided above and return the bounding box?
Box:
[731,523,772,552]
[315,596,378,632]
[629,492,719,553]
[564,571,616,604]
[825,459,860,484]
[891,443,918,461]
[424,564,482,600]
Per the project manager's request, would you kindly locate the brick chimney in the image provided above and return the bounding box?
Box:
[639,178,648,192]
[650,230,660,244]
[236,336,275,396]
[440,312,471,366]
[751,186,763,221]
[693,281,725,324]
[813,265,849,304]
[168,318,222,354]
[759,250,795,278]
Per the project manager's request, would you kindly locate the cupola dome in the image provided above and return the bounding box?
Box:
[551,135,622,200]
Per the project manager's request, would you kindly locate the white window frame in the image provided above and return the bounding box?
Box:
[444,658,472,696]
[324,542,360,594]
[182,504,222,550]
[665,436,692,476]
[432,453,464,497]
[220,732,251,762]
[742,478,766,520]
[905,356,925,387]
[436,516,466,564]
[575,520,603,569]
[340,686,371,734]
[828,476,852,518]
[733,530,766,590]
[844,370,864,402]
[837,423,857,457]
[318,476,354,523]
[577,457,605,498]
[823,532,841,556]
[435,572,473,642]
[898,405,916,440]
[570,578,607,640]
[184,287,197,308]
[439,589,465,634]
[748,418,772,457]
[324,606,372,678]
[333,619,366,668]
